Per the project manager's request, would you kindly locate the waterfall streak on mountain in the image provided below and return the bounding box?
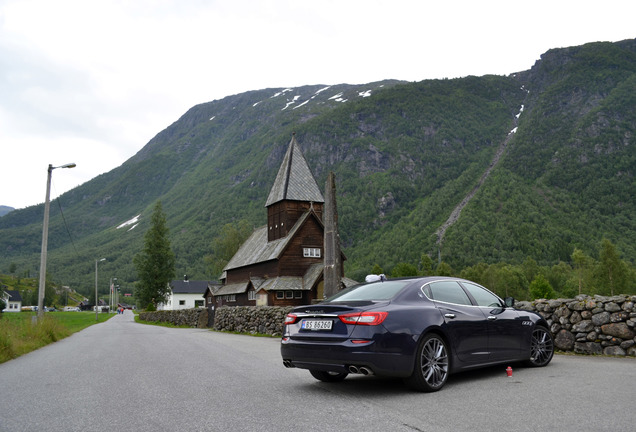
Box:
[435,112,522,248]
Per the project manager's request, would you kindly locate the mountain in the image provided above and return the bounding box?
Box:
[0,39,634,296]
[0,206,14,217]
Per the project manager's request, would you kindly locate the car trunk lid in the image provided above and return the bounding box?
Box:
[286,302,388,341]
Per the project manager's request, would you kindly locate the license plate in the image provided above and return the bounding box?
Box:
[301,319,333,331]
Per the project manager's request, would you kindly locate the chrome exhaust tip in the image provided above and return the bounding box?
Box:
[348,365,373,375]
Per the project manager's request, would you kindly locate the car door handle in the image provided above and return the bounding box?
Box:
[444,314,456,319]
[487,316,497,320]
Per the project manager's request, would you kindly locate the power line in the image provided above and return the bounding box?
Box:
[52,183,79,257]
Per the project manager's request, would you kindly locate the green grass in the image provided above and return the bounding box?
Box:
[0,312,112,363]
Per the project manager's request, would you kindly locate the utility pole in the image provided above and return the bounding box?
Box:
[37,163,75,321]
[323,171,342,299]
[109,277,117,313]
[95,258,105,321]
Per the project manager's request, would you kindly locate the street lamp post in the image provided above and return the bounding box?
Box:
[37,163,76,321]
[110,277,117,313]
[95,258,106,321]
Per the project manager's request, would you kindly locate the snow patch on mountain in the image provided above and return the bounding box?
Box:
[117,214,140,230]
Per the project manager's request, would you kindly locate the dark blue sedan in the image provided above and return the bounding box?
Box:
[281,276,553,392]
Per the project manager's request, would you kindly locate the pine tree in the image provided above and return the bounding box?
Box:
[133,201,175,309]
[571,248,591,295]
[419,254,434,276]
[597,238,626,296]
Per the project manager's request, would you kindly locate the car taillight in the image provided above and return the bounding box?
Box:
[284,313,299,325]
[339,311,388,326]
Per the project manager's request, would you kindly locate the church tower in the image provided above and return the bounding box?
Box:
[265,135,324,242]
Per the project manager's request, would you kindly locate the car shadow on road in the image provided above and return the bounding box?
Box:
[445,363,522,386]
[298,362,526,395]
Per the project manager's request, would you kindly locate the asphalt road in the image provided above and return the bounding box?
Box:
[1,310,633,432]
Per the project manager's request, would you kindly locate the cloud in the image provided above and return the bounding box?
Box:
[1,0,635,209]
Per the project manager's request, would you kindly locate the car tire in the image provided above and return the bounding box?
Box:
[404,333,449,392]
[309,370,348,382]
[524,325,554,367]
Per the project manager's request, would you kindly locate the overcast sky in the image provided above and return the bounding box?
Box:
[1,0,634,210]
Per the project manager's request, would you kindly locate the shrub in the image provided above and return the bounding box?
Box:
[529,274,556,299]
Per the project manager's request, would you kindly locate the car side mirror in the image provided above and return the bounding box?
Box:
[504,297,515,308]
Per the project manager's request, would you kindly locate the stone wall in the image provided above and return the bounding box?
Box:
[138,295,636,357]
[515,294,636,356]
[213,306,293,336]
[138,308,209,328]
[138,306,293,336]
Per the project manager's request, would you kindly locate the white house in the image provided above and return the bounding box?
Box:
[2,289,22,312]
[159,277,209,310]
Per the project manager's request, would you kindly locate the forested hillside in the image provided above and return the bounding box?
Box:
[0,39,634,301]
[0,206,14,217]
[438,40,636,266]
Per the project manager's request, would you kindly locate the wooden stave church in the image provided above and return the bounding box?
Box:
[210,135,356,308]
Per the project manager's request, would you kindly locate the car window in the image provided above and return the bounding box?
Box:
[327,280,410,302]
[426,281,472,306]
[461,282,502,307]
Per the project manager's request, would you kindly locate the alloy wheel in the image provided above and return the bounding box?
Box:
[529,327,554,366]
[420,336,449,388]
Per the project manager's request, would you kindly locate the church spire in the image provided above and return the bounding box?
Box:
[265,134,324,207]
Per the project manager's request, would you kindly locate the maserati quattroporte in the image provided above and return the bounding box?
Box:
[281,276,553,392]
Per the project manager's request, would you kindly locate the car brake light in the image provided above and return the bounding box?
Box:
[284,313,299,325]
[339,311,388,326]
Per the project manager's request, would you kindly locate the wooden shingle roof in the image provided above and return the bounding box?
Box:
[265,135,324,207]
[303,263,324,289]
[214,282,249,296]
[223,211,320,272]
[248,263,327,293]
[259,276,304,291]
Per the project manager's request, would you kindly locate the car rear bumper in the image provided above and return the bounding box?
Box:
[280,337,415,377]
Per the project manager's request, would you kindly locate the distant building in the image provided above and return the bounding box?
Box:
[160,276,218,310]
[2,289,22,312]
[214,135,355,308]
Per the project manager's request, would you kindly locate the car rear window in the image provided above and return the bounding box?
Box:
[326,280,410,302]
[425,281,472,306]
